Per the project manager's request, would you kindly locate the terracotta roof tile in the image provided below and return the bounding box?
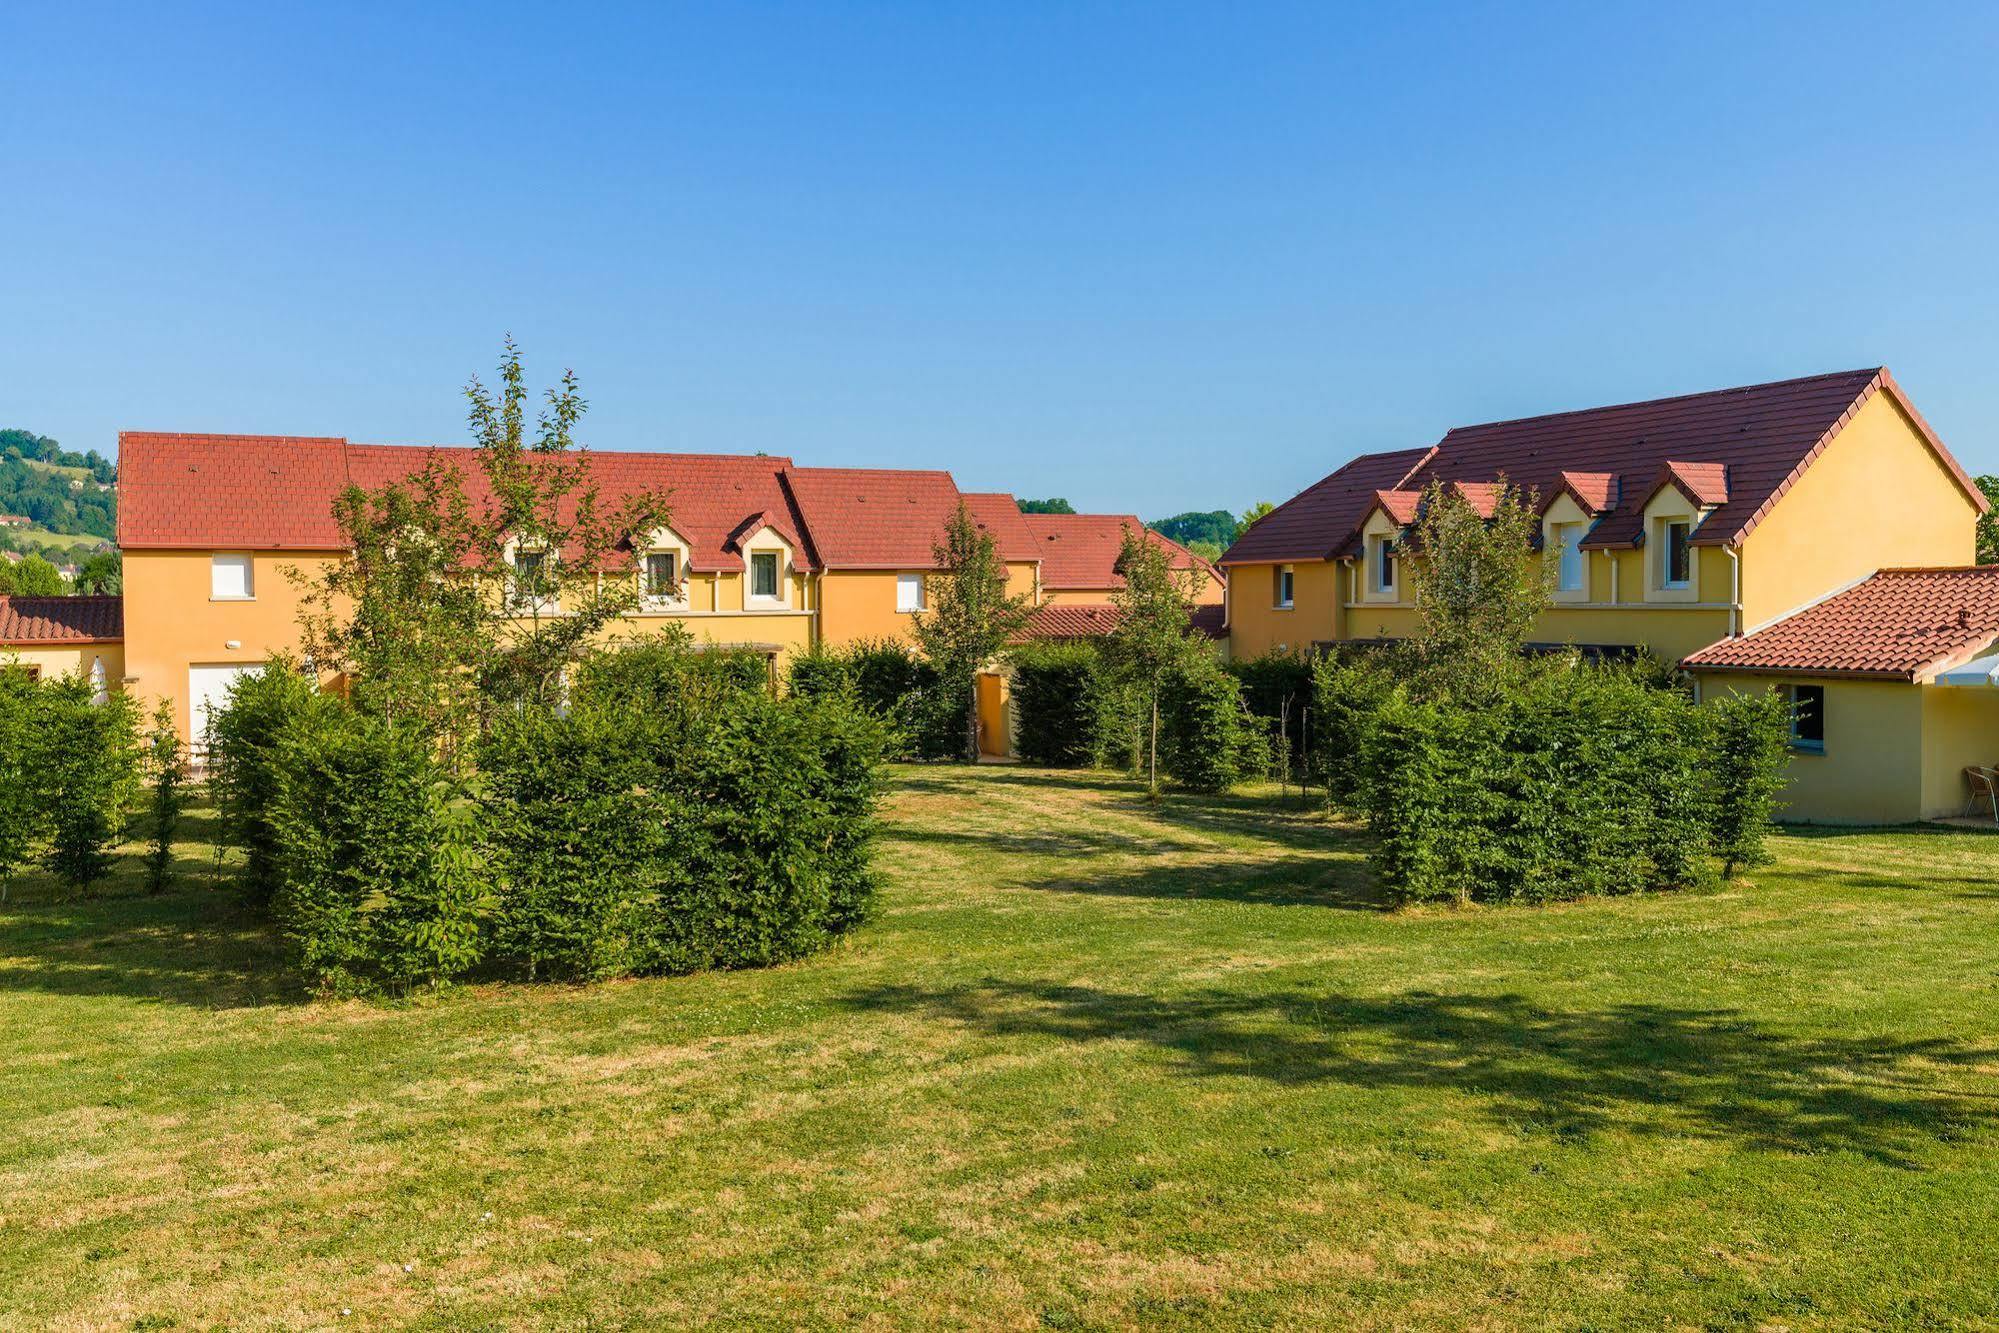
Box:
[0,595,123,644]
[781,467,966,569]
[959,493,1040,562]
[1682,567,1999,680]
[1219,447,1434,566]
[1017,601,1226,642]
[1020,514,1213,590]
[1540,470,1619,515]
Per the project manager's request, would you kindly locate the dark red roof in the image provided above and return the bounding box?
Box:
[1020,514,1213,590]
[0,596,122,644]
[1219,447,1434,566]
[1402,368,1977,550]
[1681,567,1999,679]
[1017,600,1227,642]
[960,493,1040,563]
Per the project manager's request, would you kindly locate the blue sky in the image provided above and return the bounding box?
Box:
[4,2,1996,517]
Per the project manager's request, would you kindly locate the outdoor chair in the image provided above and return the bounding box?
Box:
[1963,766,1999,822]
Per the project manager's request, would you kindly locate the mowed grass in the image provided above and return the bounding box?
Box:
[4,770,1999,1330]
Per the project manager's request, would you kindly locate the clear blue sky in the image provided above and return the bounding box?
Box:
[5,2,1996,517]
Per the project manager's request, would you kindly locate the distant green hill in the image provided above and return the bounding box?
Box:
[0,429,116,544]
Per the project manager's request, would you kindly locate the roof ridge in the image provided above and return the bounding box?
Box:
[1441,368,1884,437]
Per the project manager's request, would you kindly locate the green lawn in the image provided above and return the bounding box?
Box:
[3,769,1998,1329]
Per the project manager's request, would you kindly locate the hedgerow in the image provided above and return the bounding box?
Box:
[1160,659,1269,793]
[33,678,141,892]
[1226,650,1314,776]
[786,638,960,760]
[208,659,320,905]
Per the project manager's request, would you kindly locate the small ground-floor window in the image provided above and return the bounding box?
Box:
[1787,683,1825,753]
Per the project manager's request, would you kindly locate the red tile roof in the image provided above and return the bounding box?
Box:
[781,467,968,569]
[119,433,816,573]
[960,493,1040,563]
[0,596,123,644]
[1020,514,1213,590]
[1219,447,1434,566]
[1232,369,1983,568]
[1017,601,1227,642]
[1681,567,1999,680]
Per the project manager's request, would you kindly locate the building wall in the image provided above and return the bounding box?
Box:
[0,643,124,684]
[123,549,344,739]
[1694,673,1926,824]
[817,562,1040,647]
[1040,568,1224,609]
[1739,391,1978,629]
[1226,559,1341,657]
[1919,685,1999,819]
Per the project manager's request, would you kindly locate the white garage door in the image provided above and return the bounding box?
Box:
[189,663,260,754]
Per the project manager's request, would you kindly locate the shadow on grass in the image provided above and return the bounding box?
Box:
[889,766,1387,910]
[840,979,1998,1166]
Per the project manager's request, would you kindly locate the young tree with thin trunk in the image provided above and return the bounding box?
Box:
[911,502,1034,761]
[293,337,666,764]
[1103,525,1203,799]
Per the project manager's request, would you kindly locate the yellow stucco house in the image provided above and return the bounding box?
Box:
[1221,368,1999,823]
[94,432,1214,750]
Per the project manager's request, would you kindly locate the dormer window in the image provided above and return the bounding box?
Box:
[1552,521,1585,592]
[643,551,680,602]
[1662,520,1692,588]
[1371,536,1396,594]
[750,551,780,600]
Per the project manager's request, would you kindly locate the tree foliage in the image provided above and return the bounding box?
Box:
[1148,509,1238,551]
[143,698,187,894]
[910,502,1034,760]
[1015,497,1076,515]
[1404,479,1554,689]
[32,678,140,892]
[1102,524,1204,797]
[1977,475,1999,565]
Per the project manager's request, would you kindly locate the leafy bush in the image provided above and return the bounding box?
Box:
[209,659,321,905]
[786,638,960,760]
[573,633,772,713]
[1309,649,1406,810]
[1354,666,1786,905]
[1159,659,1268,794]
[1226,650,1314,775]
[480,686,888,980]
[0,667,41,897]
[1706,687,1792,875]
[268,702,485,994]
[32,678,140,892]
[143,699,187,894]
[1010,641,1105,767]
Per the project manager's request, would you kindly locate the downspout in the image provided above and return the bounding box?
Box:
[1726,543,1741,638]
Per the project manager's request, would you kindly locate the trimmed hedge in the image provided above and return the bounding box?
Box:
[31,677,140,891]
[787,639,961,760]
[1338,663,1790,904]
[268,701,484,993]
[574,636,771,712]
[480,686,888,981]
[1226,650,1313,774]
[209,659,321,906]
[1160,660,1269,794]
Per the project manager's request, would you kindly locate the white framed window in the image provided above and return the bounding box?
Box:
[510,548,557,613]
[896,573,927,613]
[1786,684,1825,753]
[1274,564,1295,609]
[210,553,253,600]
[642,550,681,605]
[749,551,781,601]
[1371,537,1396,594]
[1661,520,1692,589]
[1553,522,1585,592]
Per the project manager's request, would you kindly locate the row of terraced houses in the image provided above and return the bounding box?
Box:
[3,366,1998,823]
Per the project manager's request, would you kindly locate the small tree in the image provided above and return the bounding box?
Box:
[143,699,187,894]
[1103,525,1203,798]
[11,555,64,596]
[1404,479,1553,690]
[910,502,1034,760]
[1977,475,1999,565]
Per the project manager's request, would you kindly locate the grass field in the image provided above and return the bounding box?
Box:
[3,768,1998,1329]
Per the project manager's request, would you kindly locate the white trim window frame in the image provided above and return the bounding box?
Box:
[1554,521,1585,593]
[896,572,927,613]
[1274,564,1295,609]
[640,548,687,611]
[747,549,785,606]
[508,546,560,616]
[1371,536,1396,596]
[1661,519,1693,590]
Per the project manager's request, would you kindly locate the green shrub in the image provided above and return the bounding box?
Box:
[1159,659,1268,794]
[480,685,888,981]
[143,699,187,894]
[575,634,771,713]
[33,678,140,893]
[0,667,39,898]
[1309,649,1403,810]
[1227,650,1314,776]
[1707,687,1792,875]
[1011,641,1105,767]
[209,659,320,905]
[787,638,959,760]
[268,702,485,994]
